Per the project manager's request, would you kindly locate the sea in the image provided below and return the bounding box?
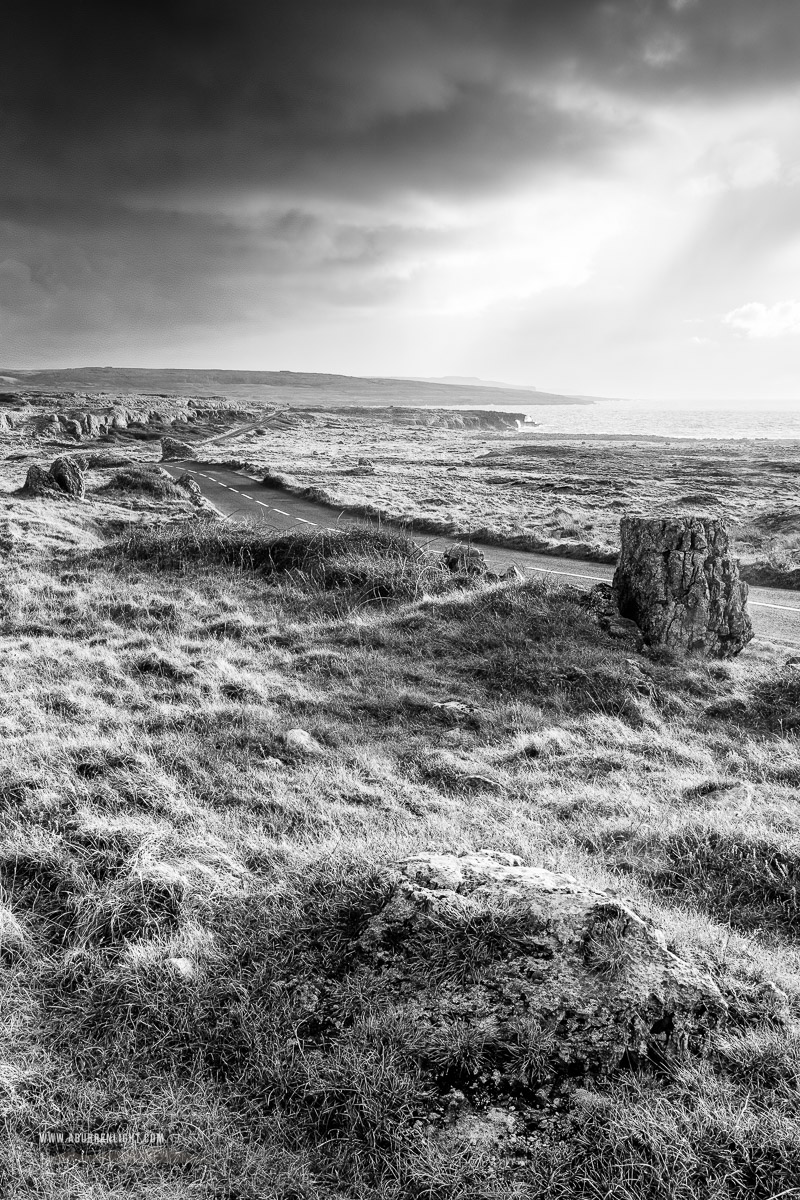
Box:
[461,397,800,441]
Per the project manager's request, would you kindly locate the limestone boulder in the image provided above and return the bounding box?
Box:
[23,456,86,499]
[50,456,86,498]
[613,516,753,658]
[21,464,60,497]
[60,418,83,440]
[161,437,193,462]
[442,544,488,576]
[35,414,62,438]
[359,849,727,1103]
[175,472,201,498]
[282,728,324,757]
[80,413,106,437]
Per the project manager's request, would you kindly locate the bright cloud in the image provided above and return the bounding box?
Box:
[723,299,800,338]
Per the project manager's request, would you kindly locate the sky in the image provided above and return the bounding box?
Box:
[2,0,800,400]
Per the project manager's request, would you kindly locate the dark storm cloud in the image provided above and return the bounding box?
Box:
[4,0,800,206]
[3,0,800,366]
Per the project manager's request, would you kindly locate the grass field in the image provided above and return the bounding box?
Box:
[1,497,799,1198]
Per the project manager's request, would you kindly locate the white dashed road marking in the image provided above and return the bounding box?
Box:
[523,566,607,584]
[749,600,800,613]
[273,508,290,516]
[295,517,317,526]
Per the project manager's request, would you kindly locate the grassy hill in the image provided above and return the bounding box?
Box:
[0,484,798,1197]
[0,367,594,410]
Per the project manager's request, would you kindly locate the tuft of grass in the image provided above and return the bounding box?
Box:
[582,904,636,979]
[111,520,418,572]
[641,825,800,937]
[750,664,800,732]
[104,521,462,612]
[522,1069,800,1200]
[97,466,183,500]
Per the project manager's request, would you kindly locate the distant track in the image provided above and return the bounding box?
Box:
[162,461,800,650]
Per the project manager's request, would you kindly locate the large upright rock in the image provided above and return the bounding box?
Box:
[161,437,193,462]
[613,516,753,658]
[359,850,726,1104]
[50,456,86,498]
[56,414,83,440]
[80,413,106,437]
[22,455,85,499]
[21,465,59,497]
[35,414,62,438]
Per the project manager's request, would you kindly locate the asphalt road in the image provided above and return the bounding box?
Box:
[162,460,800,649]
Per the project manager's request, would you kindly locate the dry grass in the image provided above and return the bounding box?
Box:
[96,466,185,501]
[0,519,799,1196]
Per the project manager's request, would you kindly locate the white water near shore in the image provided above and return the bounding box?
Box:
[437,397,800,440]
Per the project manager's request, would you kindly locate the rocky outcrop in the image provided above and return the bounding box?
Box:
[21,455,86,499]
[34,414,62,438]
[81,413,105,437]
[161,437,194,461]
[319,406,527,431]
[50,456,86,498]
[613,516,753,658]
[21,465,60,497]
[60,417,83,440]
[442,545,488,576]
[174,472,201,498]
[343,457,376,476]
[36,405,184,442]
[360,850,726,1104]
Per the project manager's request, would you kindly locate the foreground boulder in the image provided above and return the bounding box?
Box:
[21,455,85,499]
[360,850,726,1104]
[161,437,193,462]
[613,516,753,657]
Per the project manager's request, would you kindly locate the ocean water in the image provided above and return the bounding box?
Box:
[475,398,800,440]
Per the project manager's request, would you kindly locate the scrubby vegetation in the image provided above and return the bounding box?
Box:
[0,520,799,1197]
[97,466,184,500]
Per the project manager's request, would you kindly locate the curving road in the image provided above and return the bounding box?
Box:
[162,460,800,649]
